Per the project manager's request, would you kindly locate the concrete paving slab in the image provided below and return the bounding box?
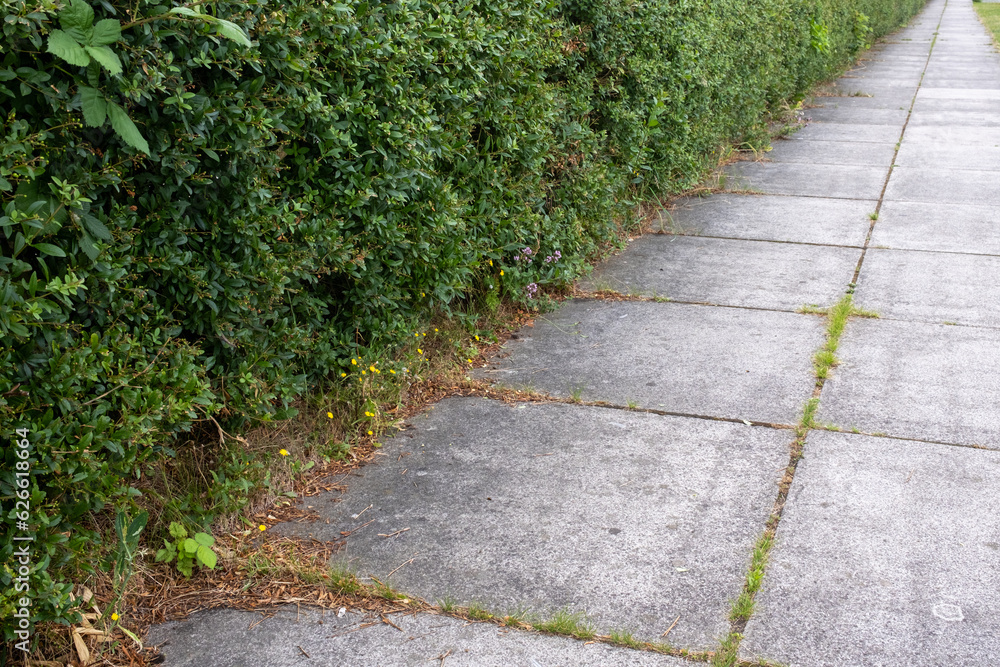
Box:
[786,122,903,144]
[478,300,823,424]
[817,318,1000,448]
[907,110,1000,126]
[805,95,910,110]
[580,235,858,311]
[917,87,1000,101]
[147,606,692,667]
[912,97,1000,114]
[742,430,1000,667]
[724,161,886,200]
[883,166,1000,206]
[903,124,1000,145]
[895,140,1000,170]
[653,193,874,246]
[854,248,1000,327]
[799,106,907,125]
[920,77,1000,89]
[274,398,790,648]
[741,431,1000,667]
[870,200,1000,255]
[762,139,896,166]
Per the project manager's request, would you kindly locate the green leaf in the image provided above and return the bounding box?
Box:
[193,532,215,548]
[107,102,150,154]
[60,0,95,32]
[195,545,217,569]
[79,232,99,260]
[91,19,122,46]
[47,30,90,67]
[32,243,66,258]
[84,45,122,76]
[79,212,112,240]
[168,522,187,539]
[212,18,252,47]
[167,7,250,46]
[78,85,107,127]
[182,538,199,554]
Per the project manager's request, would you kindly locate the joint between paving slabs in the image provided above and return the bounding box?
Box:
[851,0,946,287]
[710,290,892,667]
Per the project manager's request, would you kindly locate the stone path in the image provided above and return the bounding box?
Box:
[148,1,1000,664]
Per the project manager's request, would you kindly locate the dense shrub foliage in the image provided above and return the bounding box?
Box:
[1,0,923,631]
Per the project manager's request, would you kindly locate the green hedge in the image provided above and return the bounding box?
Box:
[1,0,923,633]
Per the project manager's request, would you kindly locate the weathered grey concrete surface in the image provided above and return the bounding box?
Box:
[148,606,692,667]
[818,318,1000,448]
[895,140,1000,170]
[653,194,874,246]
[883,167,1000,206]
[870,200,1000,255]
[479,300,822,424]
[763,138,896,166]
[580,235,859,311]
[854,248,1000,327]
[723,162,886,199]
[785,121,904,144]
[798,106,907,125]
[742,431,1000,667]
[274,398,789,648]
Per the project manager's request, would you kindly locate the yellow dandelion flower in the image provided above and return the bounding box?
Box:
[390,369,396,374]
[259,525,267,531]
[421,292,425,297]
[367,430,373,435]
[327,411,334,418]
[351,358,357,365]
[415,333,419,338]
[369,365,376,372]
[340,372,346,377]
[111,613,119,621]
[475,335,480,341]
[374,368,380,373]
[489,259,493,266]
[434,328,439,332]
[279,449,289,456]
[417,348,423,354]
[500,270,504,276]
[361,370,366,375]
[467,359,473,363]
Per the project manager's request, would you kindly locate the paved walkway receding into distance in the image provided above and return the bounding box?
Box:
[149,1,1000,664]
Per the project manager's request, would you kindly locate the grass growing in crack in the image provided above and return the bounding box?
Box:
[608,629,645,649]
[467,602,494,620]
[812,294,855,382]
[438,596,457,613]
[570,385,586,402]
[626,398,640,410]
[797,304,827,315]
[532,609,596,639]
[729,534,774,623]
[712,631,743,667]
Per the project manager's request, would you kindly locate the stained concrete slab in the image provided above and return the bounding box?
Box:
[724,161,887,200]
[895,141,1000,171]
[854,248,1000,327]
[904,125,1000,145]
[817,318,1000,448]
[478,300,823,424]
[579,235,859,311]
[870,200,1000,255]
[653,193,874,246]
[804,94,911,110]
[918,88,1000,101]
[786,122,903,143]
[762,139,896,166]
[907,110,1000,126]
[798,106,908,125]
[883,166,1000,206]
[273,398,790,649]
[742,431,1000,667]
[147,606,692,667]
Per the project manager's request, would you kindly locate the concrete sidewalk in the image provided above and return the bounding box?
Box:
[148,0,1000,664]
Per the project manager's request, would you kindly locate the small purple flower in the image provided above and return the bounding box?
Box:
[525,282,539,298]
[545,250,561,263]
